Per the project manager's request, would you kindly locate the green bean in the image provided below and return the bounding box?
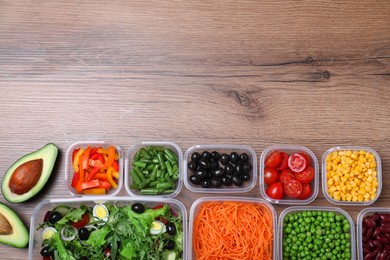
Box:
[150,165,159,181]
[140,188,159,195]
[164,148,177,162]
[134,166,145,181]
[133,161,147,169]
[165,161,174,176]
[140,148,151,159]
[139,178,151,189]
[156,182,173,189]
[157,152,166,170]
[146,163,155,172]
[130,169,141,184]
[134,151,141,161]
[162,189,175,194]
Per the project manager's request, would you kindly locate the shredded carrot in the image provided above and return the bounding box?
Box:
[193,201,274,260]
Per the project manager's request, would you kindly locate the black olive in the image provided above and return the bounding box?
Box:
[200,179,212,188]
[210,151,220,161]
[195,170,207,180]
[163,239,175,250]
[229,152,239,164]
[166,222,177,236]
[242,162,252,173]
[232,176,243,186]
[212,167,224,178]
[211,178,222,188]
[189,175,200,185]
[209,160,218,170]
[131,203,145,214]
[40,246,53,257]
[191,152,201,162]
[219,154,229,165]
[187,161,197,171]
[79,256,89,260]
[233,164,243,175]
[221,176,232,186]
[78,227,90,240]
[201,151,211,160]
[48,211,62,224]
[224,164,234,175]
[198,158,209,169]
[241,172,251,181]
[239,153,249,162]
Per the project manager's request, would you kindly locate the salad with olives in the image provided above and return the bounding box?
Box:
[37,202,184,259]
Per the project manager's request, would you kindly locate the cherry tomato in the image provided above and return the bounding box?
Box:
[277,152,289,171]
[266,182,284,200]
[284,179,303,198]
[298,183,312,200]
[288,153,308,173]
[104,248,111,258]
[265,151,282,169]
[70,213,90,228]
[295,166,314,184]
[279,169,294,185]
[264,167,279,186]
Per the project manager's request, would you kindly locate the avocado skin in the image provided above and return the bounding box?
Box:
[1,143,58,203]
[0,202,29,248]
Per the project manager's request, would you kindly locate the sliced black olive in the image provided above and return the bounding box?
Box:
[200,179,212,188]
[201,151,211,160]
[78,227,90,240]
[40,246,53,257]
[209,160,218,170]
[211,178,222,188]
[242,162,252,173]
[221,176,232,186]
[239,153,249,162]
[189,175,200,185]
[232,176,243,186]
[163,239,175,250]
[210,151,220,161]
[131,203,145,214]
[191,152,201,162]
[166,222,177,236]
[229,152,239,164]
[198,158,209,169]
[212,167,224,178]
[195,170,207,180]
[224,164,234,175]
[220,153,229,165]
[187,161,197,171]
[48,211,62,224]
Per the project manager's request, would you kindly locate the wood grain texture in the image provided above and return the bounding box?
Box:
[0,0,389,259]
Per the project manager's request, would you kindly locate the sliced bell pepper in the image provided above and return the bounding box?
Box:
[82,146,92,170]
[82,188,106,195]
[90,147,99,156]
[113,160,119,172]
[97,181,112,190]
[95,173,109,182]
[112,170,119,179]
[103,146,116,168]
[106,166,118,189]
[75,155,85,193]
[89,158,104,169]
[86,166,100,181]
[72,148,84,173]
[80,179,100,190]
[71,171,80,188]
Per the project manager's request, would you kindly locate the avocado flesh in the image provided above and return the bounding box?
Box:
[0,203,28,248]
[2,143,58,203]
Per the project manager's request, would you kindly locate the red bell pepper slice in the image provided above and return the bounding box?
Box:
[97,181,112,190]
[82,146,92,170]
[80,179,100,190]
[71,171,80,188]
[113,160,119,172]
[86,166,100,181]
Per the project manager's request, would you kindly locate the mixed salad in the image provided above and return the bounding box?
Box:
[38,202,183,260]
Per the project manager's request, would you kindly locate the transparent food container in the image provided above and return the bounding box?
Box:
[125,141,183,198]
[188,196,276,260]
[322,146,382,206]
[28,197,187,260]
[278,206,356,260]
[65,141,123,197]
[259,145,319,204]
[357,207,390,260]
[183,145,257,193]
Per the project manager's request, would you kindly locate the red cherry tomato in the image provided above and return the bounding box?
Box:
[264,167,279,186]
[277,152,289,171]
[298,183,312,200]
[284,179,303,198]
[266,182,284,200]
[279,169,294,185]
[265,151,282,169]
[295,166,314,184]
[288,153,308,173]
[70,213,90,228]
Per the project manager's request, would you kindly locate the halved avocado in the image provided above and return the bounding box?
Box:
[2,143,58,203]
[0,202,28,248]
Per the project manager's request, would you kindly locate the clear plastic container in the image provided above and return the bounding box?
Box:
[183,145,257,193]
[259,145,319,204]
[357,207,390,260]
[188,196,276,260]
[322,146,382,206]
[28,196,187,260]
[65,141,123,197]
[278,206,356,260]
[125,141,183,198]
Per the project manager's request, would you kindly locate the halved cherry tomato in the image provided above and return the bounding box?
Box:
[288,153,308,173]
[265,151,282,169]
[266,182,284,200]
[277,152,289,171]
[43,257,51,260]
[298,183,312,200]
[295,166,314,184]
[279,169,294,185]
[70,213,90,228]
[264,167,279,186]
[284,179,303,198]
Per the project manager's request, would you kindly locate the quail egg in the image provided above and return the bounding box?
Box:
[93,204,109,222]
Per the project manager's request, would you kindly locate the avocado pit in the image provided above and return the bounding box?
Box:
[9,159,43,195]
[0,213,13,235]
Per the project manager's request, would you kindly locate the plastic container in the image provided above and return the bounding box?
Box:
[322,146,382,206]
[28,196,187,260]
[357,207,390,260]
[259,145,319,204]
[65,141,123,197]
[183,145,257,193]
[278,206,356,260]
[188,196,276,259]
[125,141,183,198]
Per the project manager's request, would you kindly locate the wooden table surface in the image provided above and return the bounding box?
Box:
[0,1,389,259]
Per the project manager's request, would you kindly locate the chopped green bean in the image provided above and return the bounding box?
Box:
[133,161,147,169]
[130,169,141,184]
[134,166,145,182]
[165,161,174,176]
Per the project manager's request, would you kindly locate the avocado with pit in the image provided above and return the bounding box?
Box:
[2,143,58,203]
[0,202,29,248]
